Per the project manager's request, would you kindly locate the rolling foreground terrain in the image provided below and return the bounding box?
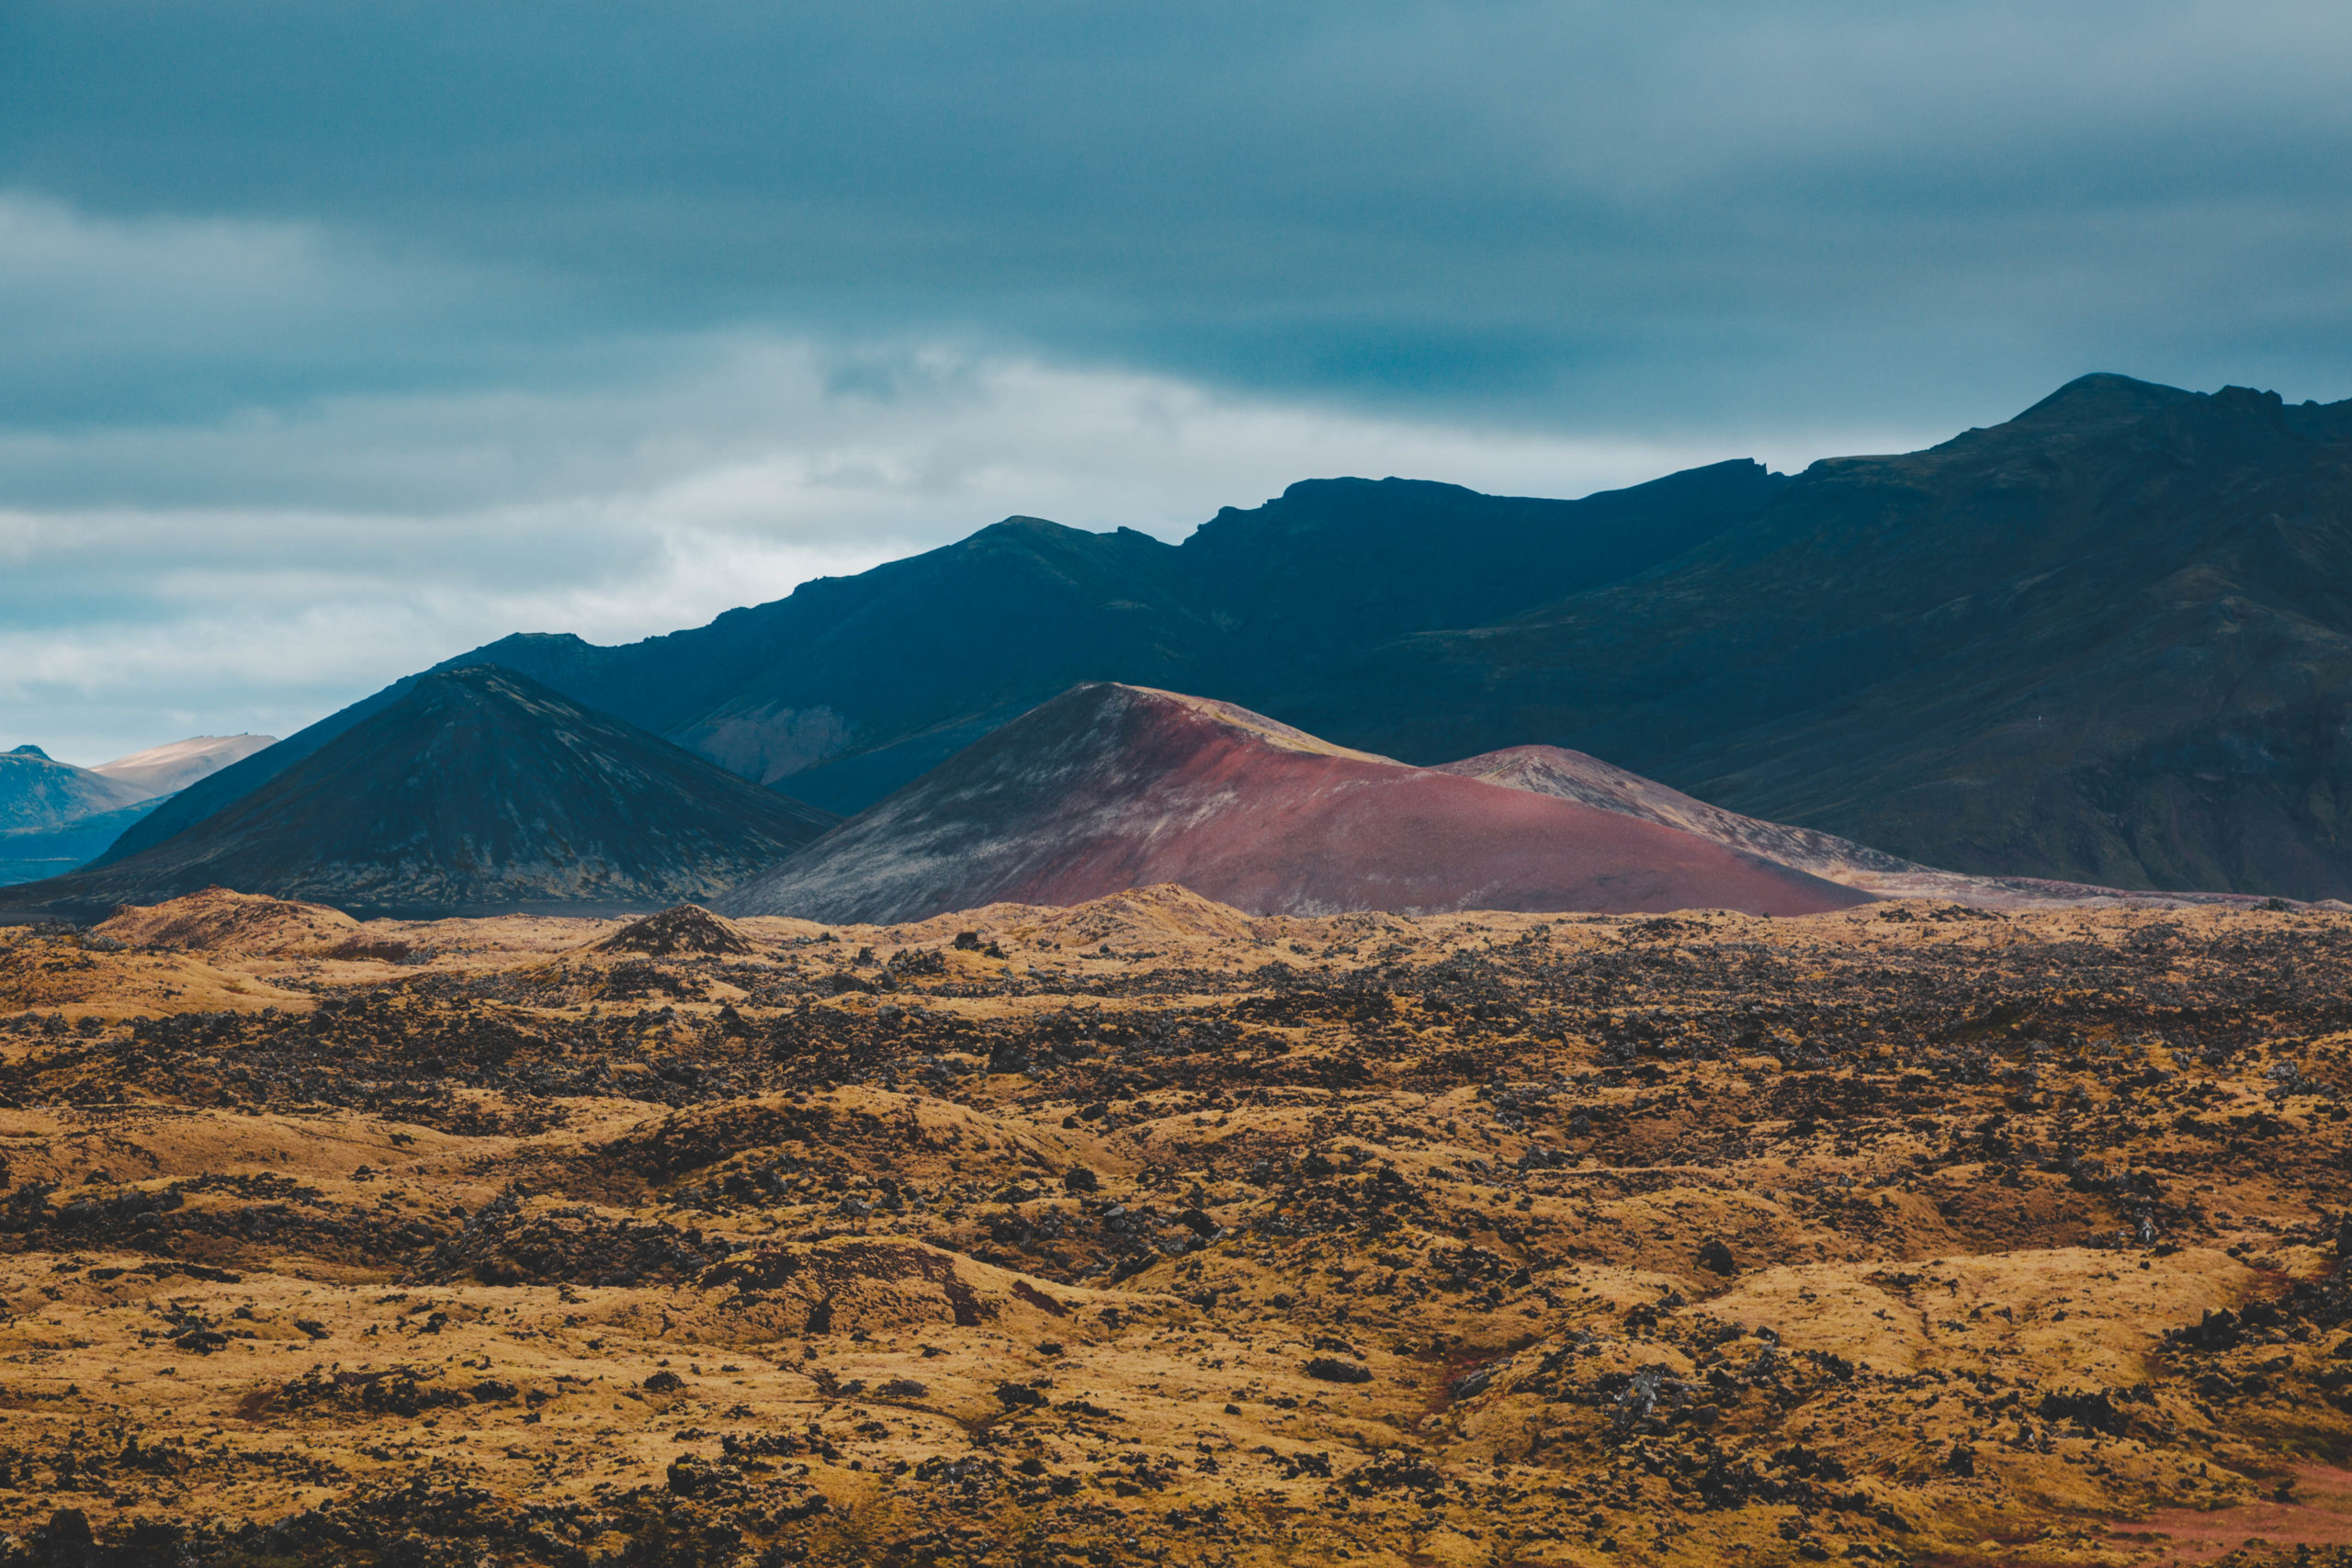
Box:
[0,887,2344,1565]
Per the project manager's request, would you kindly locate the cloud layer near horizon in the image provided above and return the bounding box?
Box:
[3,1,2349,759]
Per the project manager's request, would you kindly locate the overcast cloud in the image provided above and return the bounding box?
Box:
[4,1,2349,760]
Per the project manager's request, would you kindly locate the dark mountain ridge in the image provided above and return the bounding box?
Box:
[1291,376,2352,894]
[8,666,838,919]
[440,460,1788,810]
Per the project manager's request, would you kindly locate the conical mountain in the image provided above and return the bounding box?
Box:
[718,683,1868,923]
[0,666,837,919]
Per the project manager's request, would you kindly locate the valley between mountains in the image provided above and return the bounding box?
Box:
[0,886,2345,1568]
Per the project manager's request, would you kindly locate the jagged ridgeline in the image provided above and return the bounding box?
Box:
[0,666,838,919]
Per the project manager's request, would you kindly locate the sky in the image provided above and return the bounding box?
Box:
[5,0,2350,762]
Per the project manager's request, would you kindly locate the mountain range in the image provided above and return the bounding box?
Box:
[96,457,1780,867]
[61,370,2352,901]
[15,671,2258,924]
[1294,376,2352,897]
[0,746,149,835]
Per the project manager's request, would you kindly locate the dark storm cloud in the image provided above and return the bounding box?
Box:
[6,0,2349,432]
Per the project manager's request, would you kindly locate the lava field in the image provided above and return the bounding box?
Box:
[0,886,2346,1568]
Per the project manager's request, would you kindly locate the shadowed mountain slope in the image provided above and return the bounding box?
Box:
[1287,376,2352,895]
[719,683,1867,923]
[4,667,837,919]
[89,681,427,868]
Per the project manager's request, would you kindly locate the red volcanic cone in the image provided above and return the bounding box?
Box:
[720,683,1870,923]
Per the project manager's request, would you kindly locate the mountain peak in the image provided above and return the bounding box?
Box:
[437,631,596,669]
[2010,372,2201,427]
[1088,682,1399,765]
[972,514,1079,539]
[1277,475,1482,505]
[3,663,838,918]
[7,745,50,760]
